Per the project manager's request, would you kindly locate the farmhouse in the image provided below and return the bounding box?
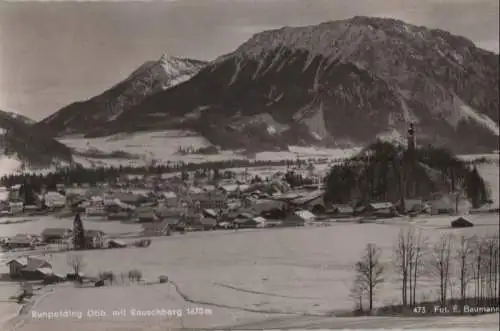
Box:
[5,234,34,248]
[429,193,465,215]
[289,190,325,213]
[43,191,67,209]
[329,204,354,217]
[362,202,396,218]
[396,199,425,214]
[6,257,52,279]
[41,228,72,243]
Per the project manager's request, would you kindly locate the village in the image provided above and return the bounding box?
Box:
[1,156,496,283]
[0,125,498,303]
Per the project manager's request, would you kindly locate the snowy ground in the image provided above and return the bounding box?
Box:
[1,213,498,330]
[475,161,500,208]
[58,130,361,168]
[0,156,22,179]
[9,284,500,331]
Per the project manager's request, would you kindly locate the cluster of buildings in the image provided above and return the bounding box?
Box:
[0,164,477,229]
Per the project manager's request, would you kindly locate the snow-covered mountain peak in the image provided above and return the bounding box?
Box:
[158,53,203,76]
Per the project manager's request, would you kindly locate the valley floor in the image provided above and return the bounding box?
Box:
[0,213,498,330]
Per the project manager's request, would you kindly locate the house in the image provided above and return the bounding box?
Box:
[6,257,52,279]
[254,216,276,228]
[430,194,454,215]
[41,228,72,244]
[136,206,157,222]
[161,191,178,207]
[284,210,315,226]
[451,217,474,228]
[107,210,134,221]
[199,216,217,230]
[362,202,396,218]
[5,234,34,249]
[430,193,469,215]
[6,257,28,277]
[233,214,259,229]
[244,198,286,214]
[85,205,107,217]
[192,191,227,210]
[43,191,66,209]
[155,206,183,220]
[290,190,325,213]
[396,199,424,214]
[142,221,172,236]
[104,198,135,212]
[9,201,24,214]
[202,209,218,219]
[0,187,10,203]
[84,230,106,249]
[8,185,21,201]
[329,205,354,218]
[109,192,146,206]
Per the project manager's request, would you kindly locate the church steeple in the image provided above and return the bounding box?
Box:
[407,122,416,151]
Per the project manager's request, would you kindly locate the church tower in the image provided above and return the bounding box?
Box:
[407,122,416,151]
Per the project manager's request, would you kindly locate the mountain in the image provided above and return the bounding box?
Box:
[0,111,73,172]
[39,54,207,136]
[40,17,499,153]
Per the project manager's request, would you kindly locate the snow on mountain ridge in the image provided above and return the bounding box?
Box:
[39,55,208,135]
[229,16,480,62]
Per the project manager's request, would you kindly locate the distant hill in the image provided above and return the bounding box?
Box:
[0,110,73,171]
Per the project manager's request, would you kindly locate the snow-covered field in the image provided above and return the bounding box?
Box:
[58,130,361,168]
[1,213,498,330]
[0,156,22,179]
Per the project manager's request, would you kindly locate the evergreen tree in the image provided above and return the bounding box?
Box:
[465,166,488,208]
[72,212,86,250]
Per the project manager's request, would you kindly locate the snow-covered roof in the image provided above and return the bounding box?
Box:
[163,191,177,199]
[253,216,266,223]
[188,187,204,194]
[6,257,28,266]
[294,210,316,220]
[368,202,394,210]
[290,190,325,205]
[203,209,218,218]
[36,267,54,276]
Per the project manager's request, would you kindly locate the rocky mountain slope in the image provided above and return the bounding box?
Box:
[40,17,499,153]
[39,54,207,136]
[0,110,73,170]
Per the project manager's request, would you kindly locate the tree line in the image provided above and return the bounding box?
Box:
[351,229,499,315]
[324,141,491,209]
[0,157,319,188]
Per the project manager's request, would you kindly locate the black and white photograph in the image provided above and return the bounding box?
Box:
[0,0,499,330]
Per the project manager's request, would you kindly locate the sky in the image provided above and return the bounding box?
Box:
[0,0,498,121]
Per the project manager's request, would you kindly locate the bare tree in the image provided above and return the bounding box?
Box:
[394,228,419,306]
[411,230,427,306]
[493,232,500,303]
[484,237,496,299]
[354,243,385,311]
[471,238,487,305]
[428,234,453,304]
[66,254,86,275]
[456,235,475,305]
[349,275,367,313]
